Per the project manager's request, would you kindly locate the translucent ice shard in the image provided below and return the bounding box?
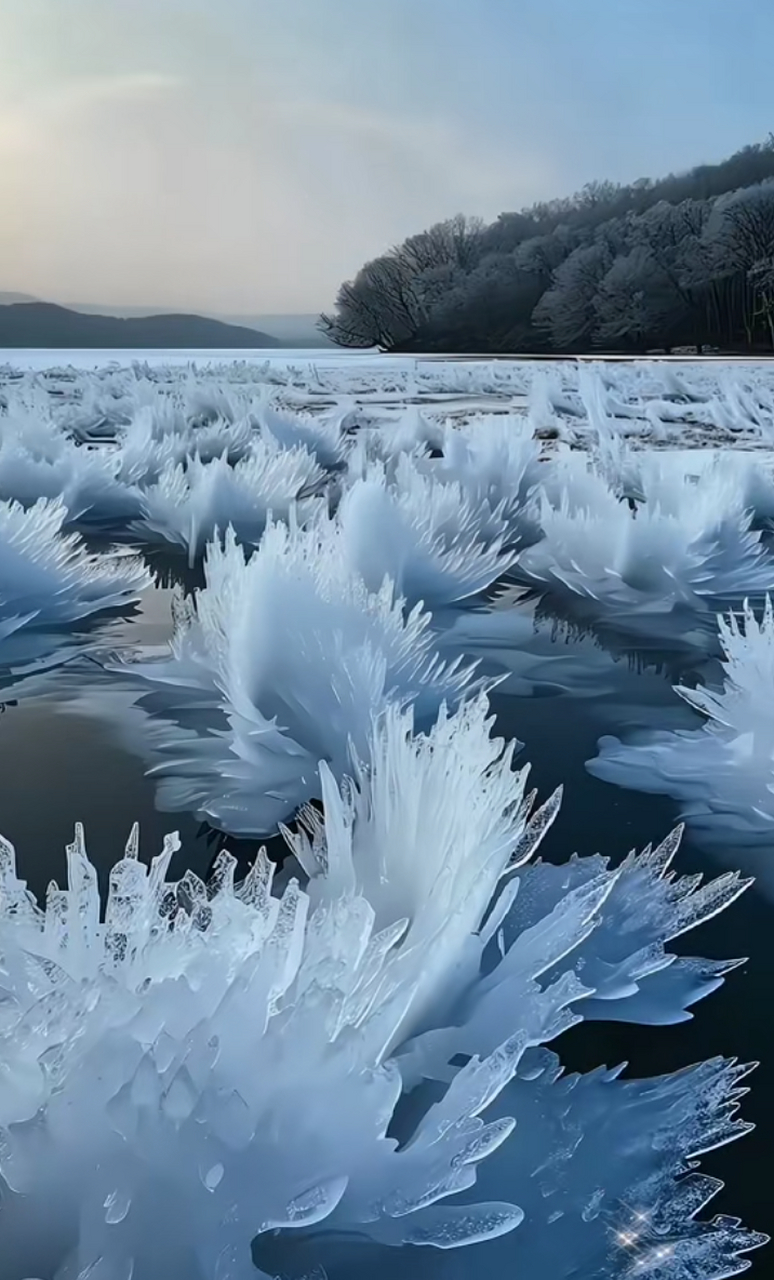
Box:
[0,496,150,637]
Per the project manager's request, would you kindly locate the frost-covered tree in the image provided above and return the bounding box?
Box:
[399,214,485,274]
[712,181,774,272]
[629,198,713,345]
[423,253,545,351]
[593,246,678,348]
[320,253,425,348]
[698,182,774,346]
[324,136,774,354]
[320,218,485,349]
[512,227,581,285]
[532,242,612,349]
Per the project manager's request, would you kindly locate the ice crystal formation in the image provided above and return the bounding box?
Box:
[0,702,764,1279]
[516,456,773,647]
[134,441,325,564]
[591,596,774,846]
[0,356,771,1279]
[106,521,477,834]
[333,455,516,609]
[0,496,150,640]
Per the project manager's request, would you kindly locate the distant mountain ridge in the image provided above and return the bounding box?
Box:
[0,295,332,347]
[211,314,332,346]
[0,301,282,349]
[0,292,38,306]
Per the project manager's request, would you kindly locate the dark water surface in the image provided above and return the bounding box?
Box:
[0,581,771,1256]
[493,689,772,1241]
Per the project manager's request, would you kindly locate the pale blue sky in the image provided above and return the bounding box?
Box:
[0,0,771,313]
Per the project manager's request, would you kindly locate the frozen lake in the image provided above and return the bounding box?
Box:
[1,352,772,1277]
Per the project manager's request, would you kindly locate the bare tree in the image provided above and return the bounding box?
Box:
[748,257,774,348]
[532,242,612,348]
[322,136,774,353]
[320,217,484,349]
[320,253,425,348]
[399,215,485,275]
[700,182,774,344]
[594,247,676,347]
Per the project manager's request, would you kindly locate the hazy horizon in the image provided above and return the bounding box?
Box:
[2,0,774,315]
[0,292,325,322]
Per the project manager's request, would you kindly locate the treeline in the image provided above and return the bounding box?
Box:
[320,137,774,354]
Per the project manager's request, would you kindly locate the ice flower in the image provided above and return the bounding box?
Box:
[515,460,774,647]
[591,596,774,846]
[0,701,762,1280]
[333,455,515,610]
[134,441,325,564]
[259,400,348,471]
[428,415,543,550]
[104,520,477,835]
[0,496,151,640]
[0,406,143,529]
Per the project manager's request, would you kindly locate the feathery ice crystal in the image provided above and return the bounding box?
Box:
[334,454,515,609]
[591,595,774,845]
[515,453,773,646]
[106,521,476,834]
[0,405,144,529]
[134,441,325,564]
[0,496,151,640]
[0,357,769,1279]
[0,698,763,1280]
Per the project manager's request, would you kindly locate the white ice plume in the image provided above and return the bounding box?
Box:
[438,1052,763,1280]
[0,701,762,1280]
[429,415,543,549]
[333,455,515,610]
[396,822,750,1092]
[647,449,774,532]
[184,385,347,472]
[259,400,347,471]
[113,394,256,490]
[0,407,143,529]
[591,596,774,846]
[187,417,257,467]
[515,460,774,644]
[185,377,252,425]
[134,441,324,564]
[588,408,646,505]
[0,497,151,638]
[526,367,570,440]
[285,697,550,1047]
[0,701,550,1280]
[107,522,476,835]
[374,405,446,458]
[577,363,650,439]
[115,404,189,487]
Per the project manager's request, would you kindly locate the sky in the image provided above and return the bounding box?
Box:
[1,0,773,316]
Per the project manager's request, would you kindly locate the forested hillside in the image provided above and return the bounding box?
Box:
[321,137,774,354]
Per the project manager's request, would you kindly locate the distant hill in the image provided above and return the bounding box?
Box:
[0,302,282,349]
[63,303,333,347]
[213,314,334,347]
[0,292,39,306]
